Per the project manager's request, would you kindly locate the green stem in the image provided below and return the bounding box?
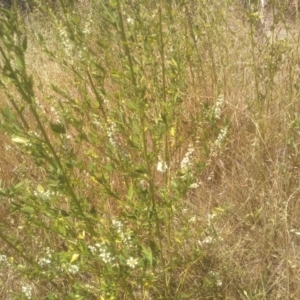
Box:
[86,69,107,120]
[116,0,136,87]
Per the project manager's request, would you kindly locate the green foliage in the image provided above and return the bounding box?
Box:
[1,0,285,299]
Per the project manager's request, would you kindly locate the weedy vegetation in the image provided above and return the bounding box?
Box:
[0,0,300,299]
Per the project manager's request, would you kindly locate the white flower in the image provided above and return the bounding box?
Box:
[99,249,114,264]
[157,159,168,173]
[34,186,54,201]
[127,17,134,25]
[112,220,133,246]
[88,245,97,255]
[90,243,115,264]
[198,236,213,246]
[207,213,216,226]
[203,236,213,244]
[215,127,228,148]
[92,118,101,127]
[107,122,117,148]
[189,182,199,189]
[103,98,110,108]
[0,254,9,265]
[213,94,224,119]
[126,257,138,268]
[181,145,194,170]
[139,179,149,190]
[216,279,223,287]
[21,284,32,299]
[208,271,223,287]
[67,264,79,275]
[112,219,123,231]
[83,13,92,35]
[59,25,73,57]
[121,232,132,245]
[38,257,51,267]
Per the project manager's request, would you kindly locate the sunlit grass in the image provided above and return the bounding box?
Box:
[0,0,300,299]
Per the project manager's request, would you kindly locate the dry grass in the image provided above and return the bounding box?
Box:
[1,1,300,299]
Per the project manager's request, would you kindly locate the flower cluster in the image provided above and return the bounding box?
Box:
[58,24,73,58]
[88,243,116,265]
[50,106,61,124]
[21,284,32,299]
[208,271,223,287]
[126,256,138,269]
[34,185,55,201]
[61,262,80,275]
[106,120,117,149]
[157,157,168,173]
[0,254,9,265]
[38,247,53,267]
[215,127,228,148]
[198,213,223,247]
[198,236,213,246]
[67,264,80,275]
[189,182,200,189]
[92,114,101,127]
[83,12,93,35]
[112,219,133,246]
[104,100,118,149]
[139,179,149,191]
[126,17,134,25]
[38,257,51,267]
[88,219,139,270]
[213,94,224,120]
[181,144,195,170]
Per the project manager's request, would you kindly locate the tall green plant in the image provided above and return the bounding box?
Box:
[0,1,230,299]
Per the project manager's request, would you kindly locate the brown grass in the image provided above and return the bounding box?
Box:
[1,1,300,299]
